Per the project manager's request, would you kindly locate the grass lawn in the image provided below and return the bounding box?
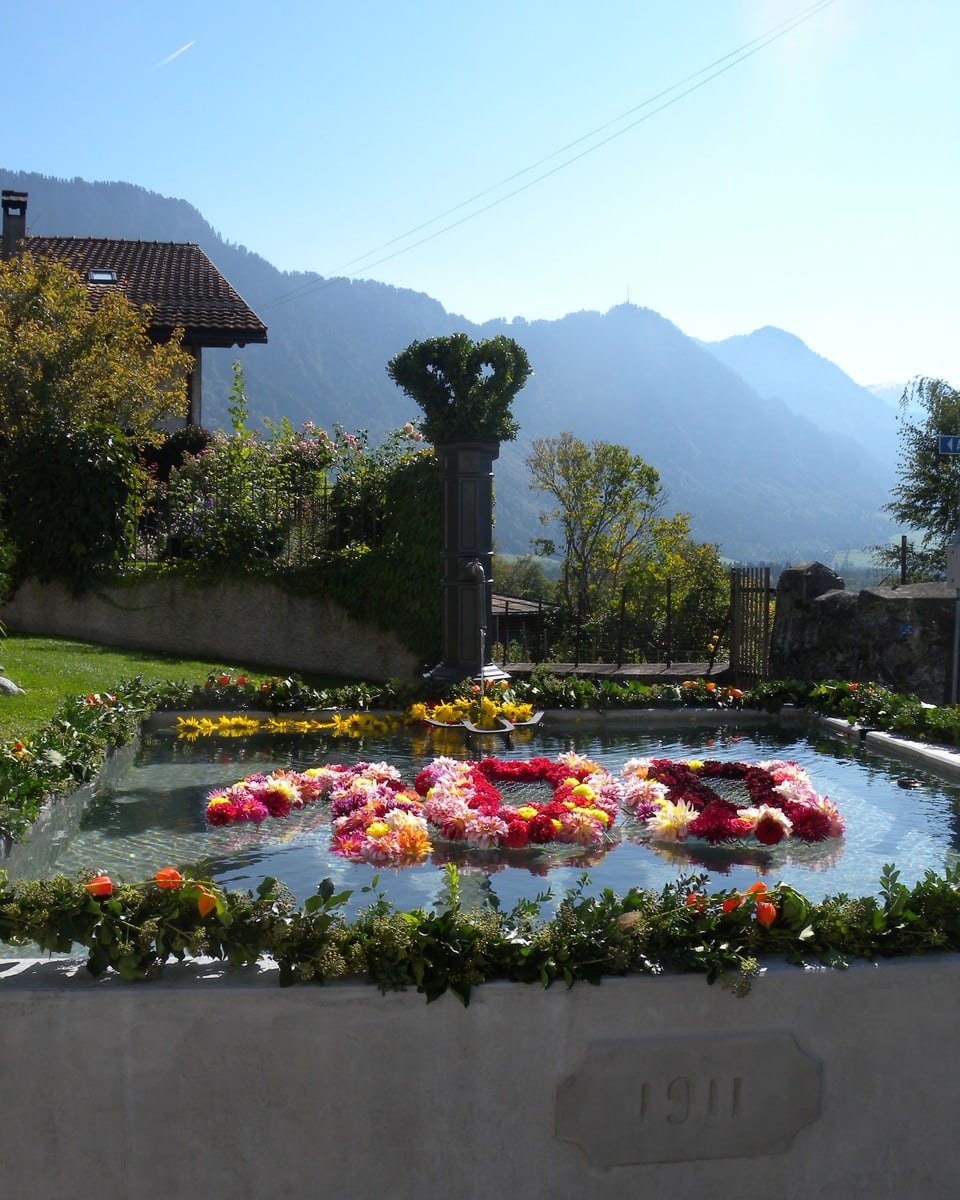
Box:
[0,635,347,745]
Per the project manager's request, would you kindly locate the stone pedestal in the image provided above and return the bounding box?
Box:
[426,440,509,684]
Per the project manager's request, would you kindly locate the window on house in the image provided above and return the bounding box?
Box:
[87,268,117,283]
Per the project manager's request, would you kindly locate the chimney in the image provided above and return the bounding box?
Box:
[1,189,27,259]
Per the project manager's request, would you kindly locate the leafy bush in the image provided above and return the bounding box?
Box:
[309,438,442,662]
[3,421,141,589]
[387,333,531,444]
[139,377,441,661]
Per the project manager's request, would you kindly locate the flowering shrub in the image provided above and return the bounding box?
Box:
[0,678,154,839]
[163,421,343,567]
[5,865,229,980]
[157,672,407,714]
[519,668,749,712]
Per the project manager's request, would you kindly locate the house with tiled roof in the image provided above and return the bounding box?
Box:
[1,189,267,426]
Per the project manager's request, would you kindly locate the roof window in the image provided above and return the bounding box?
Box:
[87,268,117,283]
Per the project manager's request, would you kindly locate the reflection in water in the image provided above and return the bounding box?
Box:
[6,720,960,916]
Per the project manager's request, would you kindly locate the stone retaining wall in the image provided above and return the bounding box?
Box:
[769,561,956,702]
[0,577,421,684]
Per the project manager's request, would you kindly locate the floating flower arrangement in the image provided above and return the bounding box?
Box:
[205,753,619,864]
[205,755,842,867]
[206,763,433,863]
[409,686,543,736]
[414,753,619,851]
[620,758,844,846]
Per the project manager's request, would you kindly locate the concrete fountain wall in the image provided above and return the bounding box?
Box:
[4,710,960,1198]
[1,953,958,1200]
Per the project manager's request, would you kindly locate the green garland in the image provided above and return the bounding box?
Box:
[3,862,960,1000]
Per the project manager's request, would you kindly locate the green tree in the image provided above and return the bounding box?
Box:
[0,251,192,440]
[0,252,194,588]
[386,332,531,443]
[878,378,960,578]
[491,554,556,601]
[527,434,665,654]
[526,433,725,661]
[621,523,728,661]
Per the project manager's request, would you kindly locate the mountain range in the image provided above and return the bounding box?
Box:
[2,169,905,563]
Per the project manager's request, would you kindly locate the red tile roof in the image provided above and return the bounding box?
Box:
[24,236,267,347]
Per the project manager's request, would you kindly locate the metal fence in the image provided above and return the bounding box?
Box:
[727,566,773,684]
[491,578,737,669]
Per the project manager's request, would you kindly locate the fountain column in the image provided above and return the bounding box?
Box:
[426,438,509,685]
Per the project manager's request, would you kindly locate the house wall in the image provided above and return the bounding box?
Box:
[0,577,421,683]
[0,956,957,1200]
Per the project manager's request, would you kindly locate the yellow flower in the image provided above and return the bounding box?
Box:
[477,696,499,728]
[431,702,462,725]
[366,821,390,839]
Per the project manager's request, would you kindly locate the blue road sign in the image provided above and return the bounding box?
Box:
[939,435,960,454]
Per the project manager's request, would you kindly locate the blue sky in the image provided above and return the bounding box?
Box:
[4,0,958,388]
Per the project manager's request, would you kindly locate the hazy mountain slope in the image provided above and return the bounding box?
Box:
[702,326,898,473]
[478,306,892,559]
[1,170,895,561]
[5,170,456,432]
[869,382,909,408]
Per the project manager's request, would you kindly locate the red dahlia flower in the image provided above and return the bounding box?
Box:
[527,813,557,843]
[754,814,786,845]
[503,821,530,849]
[782,804,832,842]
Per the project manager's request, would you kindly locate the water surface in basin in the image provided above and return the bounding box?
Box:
[8,719,960,916]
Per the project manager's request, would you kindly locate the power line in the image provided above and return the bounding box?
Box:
[260,0,837,312]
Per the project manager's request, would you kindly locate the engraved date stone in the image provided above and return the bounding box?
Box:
[555,1032,822,1164]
